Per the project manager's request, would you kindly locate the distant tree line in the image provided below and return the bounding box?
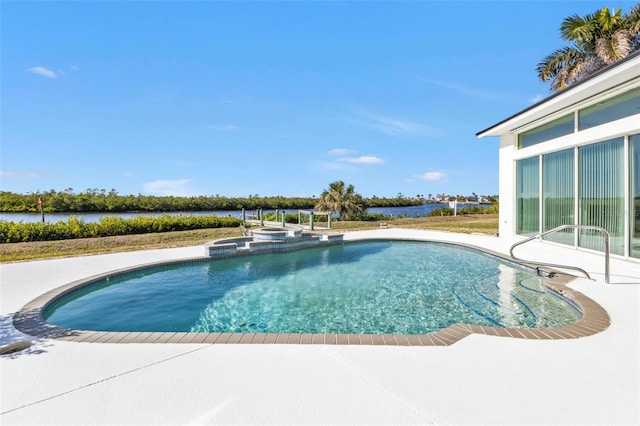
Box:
[0,189,423,213]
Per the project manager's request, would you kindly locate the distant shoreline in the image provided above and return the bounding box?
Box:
[0,204,496,224]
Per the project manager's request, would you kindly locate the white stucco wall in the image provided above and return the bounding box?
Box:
[498,134,516,239]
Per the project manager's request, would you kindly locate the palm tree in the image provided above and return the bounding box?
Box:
[629,3,640,50]
[536,4,640,92]
[315,181,365,220]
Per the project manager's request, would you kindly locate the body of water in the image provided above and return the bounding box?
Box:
[0,203,489,223]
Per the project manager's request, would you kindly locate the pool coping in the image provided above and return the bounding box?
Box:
[12,238,611,346]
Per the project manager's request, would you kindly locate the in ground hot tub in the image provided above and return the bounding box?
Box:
[252,227,302,241]
[203,227,342,257]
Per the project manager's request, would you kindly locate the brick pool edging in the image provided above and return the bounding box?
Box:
[12,238,611,346]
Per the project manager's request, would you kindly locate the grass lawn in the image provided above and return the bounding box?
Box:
[0,214,498,262]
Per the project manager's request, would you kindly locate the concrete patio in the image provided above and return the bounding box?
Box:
[1,229,638,425]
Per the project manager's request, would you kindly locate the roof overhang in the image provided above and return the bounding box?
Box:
[476,51,640,138]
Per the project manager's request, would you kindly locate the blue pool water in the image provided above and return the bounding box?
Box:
[44,241,582,334]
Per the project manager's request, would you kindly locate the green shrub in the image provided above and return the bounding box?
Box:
[427,207,454,217]
[427,205,499,217]
[457,205,499,215]
[349,212,395,221]
[484,204,499,214]
[0,215,242,243]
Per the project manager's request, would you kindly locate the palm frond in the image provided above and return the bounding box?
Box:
[540,3,640,92]
[626,2,640,34]
[565,57,604,87]
[536,46,586,82]
[596,30,633,63]
[560,13,596,45]
[552,66,572,92]
[314,181,364,220]
[595,6,624,34]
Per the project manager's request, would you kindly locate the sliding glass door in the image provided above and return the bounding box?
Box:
[516,136,639,258]
[631,135,640,259]
[516,157,540,236]
[579,138,625,255]
[543,149,574,244]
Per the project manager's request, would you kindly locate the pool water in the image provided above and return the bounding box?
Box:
[44,241,582,334]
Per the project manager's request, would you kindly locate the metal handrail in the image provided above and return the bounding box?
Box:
[510,224,610,284]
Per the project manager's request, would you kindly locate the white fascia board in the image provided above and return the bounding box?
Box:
[477,54,640,138]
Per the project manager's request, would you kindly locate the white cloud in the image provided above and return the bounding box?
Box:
[327,148,355,156]
[27,66,57,79]
[122,172,134,178]
[417,171,446,181]
[143,179,198,196]
[0,170,42,179]
[371,116,427,137]
[418,77,509,101]
[529,94,544,104]
[70,65,79,71]
[316,149,383,172]
[337,156,384,164]
[351,109,446,138]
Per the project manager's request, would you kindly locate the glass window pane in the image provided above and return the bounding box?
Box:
[579,86,640,130]
[516,157,539,236]
[579,138,625,255]
[519,114,574,148]
[631,134,640,259]
[543,149,574,244]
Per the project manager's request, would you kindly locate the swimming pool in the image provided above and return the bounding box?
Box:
[43,241,582,335]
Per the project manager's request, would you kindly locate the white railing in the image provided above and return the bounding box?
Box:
[510,224,611,284]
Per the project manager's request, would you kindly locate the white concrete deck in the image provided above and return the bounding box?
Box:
[1,229,638,425]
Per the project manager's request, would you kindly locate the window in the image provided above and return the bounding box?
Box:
[517,87,640,149]
[543,149,574,245]
[579,138,625,255]
[518,114,574,149]
[579,86,640,130]
[516,157,540,236]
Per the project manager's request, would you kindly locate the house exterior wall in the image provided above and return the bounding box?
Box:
[480,53,640,261]
[498,134,516,239]
[496,93,640,259]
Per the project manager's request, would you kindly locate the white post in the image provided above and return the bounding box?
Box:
[449,200,457,216]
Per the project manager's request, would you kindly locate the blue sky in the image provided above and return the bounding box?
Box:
[2,1,636,198]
